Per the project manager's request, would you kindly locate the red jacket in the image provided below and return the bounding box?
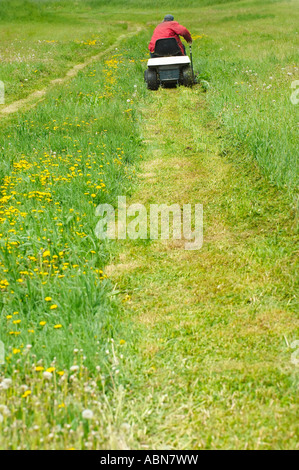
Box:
[149,21,192,55]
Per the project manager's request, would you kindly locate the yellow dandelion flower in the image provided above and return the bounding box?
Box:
[45,297,52,301]
[54,324,62,329]
[50,304,58,310]
[35,366,44,372]
[39,321,46,326]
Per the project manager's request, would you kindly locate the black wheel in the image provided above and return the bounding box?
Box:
[144,68,159,90]
[181,66,194,87]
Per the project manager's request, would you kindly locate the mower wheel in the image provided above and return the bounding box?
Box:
[181,66,194,87]
[144,68,159,90]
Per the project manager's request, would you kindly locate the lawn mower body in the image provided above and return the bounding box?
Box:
[144,38,194,90]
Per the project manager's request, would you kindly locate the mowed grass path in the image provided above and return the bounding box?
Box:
[107,86,298,449]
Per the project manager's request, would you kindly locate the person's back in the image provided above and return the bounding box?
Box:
[149,14,192,56]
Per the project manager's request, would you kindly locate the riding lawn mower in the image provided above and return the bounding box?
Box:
[144,38,196,90]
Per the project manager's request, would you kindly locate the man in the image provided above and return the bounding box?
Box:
[149,14,192,57]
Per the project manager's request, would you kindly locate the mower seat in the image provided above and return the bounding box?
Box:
[152,38,182,58]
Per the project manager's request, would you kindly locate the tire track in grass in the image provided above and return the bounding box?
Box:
[107,86,298,449]
[0,25,142,118]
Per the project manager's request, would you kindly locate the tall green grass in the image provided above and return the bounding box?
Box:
[186,1,299,194]
[0,33,146,370]
[0,31,149,449]
[0,0,245,20]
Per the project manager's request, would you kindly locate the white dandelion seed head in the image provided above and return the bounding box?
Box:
[43,371,52,380]
[0,405,10,416]
[1,378,12,390]
[82,409,94,420]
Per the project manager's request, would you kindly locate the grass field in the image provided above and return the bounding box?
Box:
[0,0,298,450]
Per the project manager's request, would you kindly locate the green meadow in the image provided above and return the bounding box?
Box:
[0,0,298,449]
